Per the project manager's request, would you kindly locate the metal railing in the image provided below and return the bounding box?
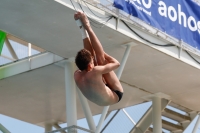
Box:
[46,125,94,133]
[83,0,200,57]
[0,34,45,66]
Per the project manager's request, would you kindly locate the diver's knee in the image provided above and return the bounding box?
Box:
[97,56,106,65]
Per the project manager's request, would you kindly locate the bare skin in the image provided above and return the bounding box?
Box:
[74,12,123,106]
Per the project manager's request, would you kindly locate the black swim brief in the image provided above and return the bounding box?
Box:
[106,84,123,102]
[113,90,123,102]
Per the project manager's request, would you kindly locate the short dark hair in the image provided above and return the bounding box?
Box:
[75,49,92,71]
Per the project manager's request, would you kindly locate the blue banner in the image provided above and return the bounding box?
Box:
[114,0,200,50]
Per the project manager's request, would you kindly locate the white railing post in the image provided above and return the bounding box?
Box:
[28,43,32,57]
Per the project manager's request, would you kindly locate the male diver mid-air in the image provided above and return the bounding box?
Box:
[74,12,123,106]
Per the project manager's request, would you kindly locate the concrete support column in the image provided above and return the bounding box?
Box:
[65,61,77,133]
[45,123,52,133]
[192,115,200,133]
[152,96,162,133]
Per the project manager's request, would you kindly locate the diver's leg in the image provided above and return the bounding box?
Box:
[80,12,124,94]
[74,12,97,65]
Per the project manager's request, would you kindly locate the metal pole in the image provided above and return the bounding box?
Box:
[116,44,132,78]
[192,115,200,133]
[0,124,11,133]
[5,37,18,60]
[152,96,162,133]
[122,109,136,125]
[65,61,77,133]
[100,110,120,133]
[77,87,96,131]
[95,45,132,133]
[95,106,109,133]
[53,124,67,133]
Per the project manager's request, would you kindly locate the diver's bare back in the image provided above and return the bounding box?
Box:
[74,68,117,106]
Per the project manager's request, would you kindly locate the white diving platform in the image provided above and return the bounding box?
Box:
[0,0,200,132]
